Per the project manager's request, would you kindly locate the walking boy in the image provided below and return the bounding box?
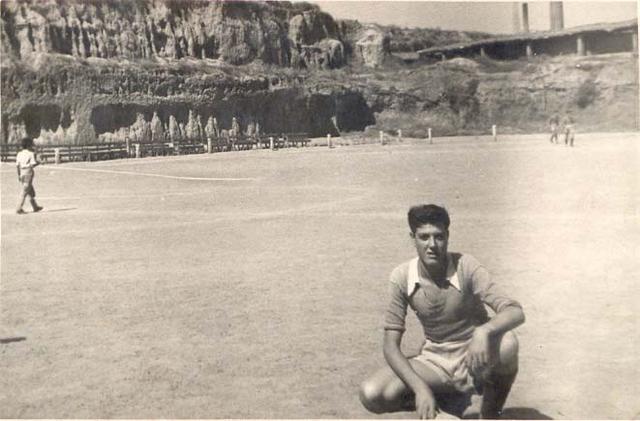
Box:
[359,204,525,419]
[16,137,43,214]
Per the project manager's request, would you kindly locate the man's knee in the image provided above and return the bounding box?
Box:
[359,380,385,414]
[495,331,519,373]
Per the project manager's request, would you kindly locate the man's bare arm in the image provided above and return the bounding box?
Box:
[383,330,437,419]
[466,306,525,374]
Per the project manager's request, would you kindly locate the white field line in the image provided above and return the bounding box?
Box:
[30,191,204,201]
[0,188,374,238]
[1,135,635,173]
[34,165,256,181]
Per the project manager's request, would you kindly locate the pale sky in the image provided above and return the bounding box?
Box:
[313,1,639,34]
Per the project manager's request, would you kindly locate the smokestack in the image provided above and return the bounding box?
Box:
[512,2,521,33]
[521,3,529,33]
[550,1,564,31]
[512,3,530,33]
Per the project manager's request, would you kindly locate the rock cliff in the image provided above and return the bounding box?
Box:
[1,0,349,67]
[1,0,372,144]
[1,0,636,146]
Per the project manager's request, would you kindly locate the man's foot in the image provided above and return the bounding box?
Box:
[16,209,26,214]
[33,206,43,213]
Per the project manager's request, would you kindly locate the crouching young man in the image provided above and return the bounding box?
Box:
[360,204,525,419]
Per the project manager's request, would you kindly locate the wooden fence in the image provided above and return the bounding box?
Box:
[0,133,311,164]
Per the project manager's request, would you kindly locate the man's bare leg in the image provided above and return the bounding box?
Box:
[360,360,457,415]
[480,331,519,419]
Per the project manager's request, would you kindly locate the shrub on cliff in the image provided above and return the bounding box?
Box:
[575,79,598,108]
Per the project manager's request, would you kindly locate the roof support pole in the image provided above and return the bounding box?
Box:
[526,43,533,57]
[577,35,586,56]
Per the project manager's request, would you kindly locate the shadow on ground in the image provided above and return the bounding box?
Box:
[500,407,554,419]
[462,407,553,420]
[0,336,27,344]
[43,207,77,213]
[437,394,553,420]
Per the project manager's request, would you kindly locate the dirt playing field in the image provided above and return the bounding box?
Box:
[1,132,638,419]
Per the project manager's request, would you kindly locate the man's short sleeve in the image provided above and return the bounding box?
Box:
[466,257,522,314]
[384,264,409,332]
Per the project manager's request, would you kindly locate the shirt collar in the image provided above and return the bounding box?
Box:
[407,253,460,296]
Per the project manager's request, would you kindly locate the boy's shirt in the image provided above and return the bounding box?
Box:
[384,252,522,343]
[16,149,37,170]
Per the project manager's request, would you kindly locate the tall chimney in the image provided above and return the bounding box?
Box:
[512,2,521,32]
[521,3,530,33]
[550,1,564,31]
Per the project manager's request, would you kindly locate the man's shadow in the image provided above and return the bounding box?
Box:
[438,393,553,420]
[500,407,554,419]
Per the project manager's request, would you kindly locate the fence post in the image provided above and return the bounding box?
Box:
[428,128,432,144]
[207,137,212,154]
[492,124,497,142]
[125,138,131,157]
[135,143,141,158]
[380,130,384,145]
[398,129,402,143]
[327,134,332,148]
[269,136,274,150]
[54,148,60,164]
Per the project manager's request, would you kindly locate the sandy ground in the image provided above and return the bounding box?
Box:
[1,132,639,419]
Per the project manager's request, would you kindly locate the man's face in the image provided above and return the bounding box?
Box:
[411,222,449,267]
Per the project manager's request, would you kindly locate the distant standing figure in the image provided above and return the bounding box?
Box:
[16,137,43,214]
[561,114,575,147]
[548,114,560,144]
[231,117,240,138]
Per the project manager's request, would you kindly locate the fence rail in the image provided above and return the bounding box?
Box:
[0,133,310,164]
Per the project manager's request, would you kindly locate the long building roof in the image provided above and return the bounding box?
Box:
[418,18,638,56]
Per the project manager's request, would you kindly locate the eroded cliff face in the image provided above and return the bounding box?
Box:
[0,0,378,144]
[0,55,377,144]
[0,0,350,67]
[1,0,636,146]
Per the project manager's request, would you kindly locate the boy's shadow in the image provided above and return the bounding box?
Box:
[43,207,76,213]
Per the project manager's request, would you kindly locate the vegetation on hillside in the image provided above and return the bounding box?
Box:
[383,25,493,52]
[338,19,494,55]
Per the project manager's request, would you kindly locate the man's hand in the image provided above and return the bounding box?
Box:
[465,326,492,378]
[415,388,439,419]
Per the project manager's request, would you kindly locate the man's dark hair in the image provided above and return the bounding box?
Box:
[20,137,34,150]
[408,204,450,233]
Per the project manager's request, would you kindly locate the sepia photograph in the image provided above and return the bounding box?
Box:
[1,0,638,419]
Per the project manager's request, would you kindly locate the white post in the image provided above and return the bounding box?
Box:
[327,134,332,148]
[207,137,212,154]
[428,128,432,144]
[492,124,497,142]
[379,130,384,145]
[269,136,274,150]
[398,129,402,142]
[54,148,60,164]
[135,143,141,158]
